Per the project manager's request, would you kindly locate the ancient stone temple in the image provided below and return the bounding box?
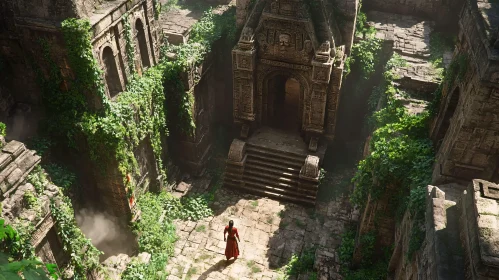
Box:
[224,0,357,205]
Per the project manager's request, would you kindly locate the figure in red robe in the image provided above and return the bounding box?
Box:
[224,220,240,261]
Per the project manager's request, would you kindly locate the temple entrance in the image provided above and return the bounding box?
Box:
[268,76,301,132]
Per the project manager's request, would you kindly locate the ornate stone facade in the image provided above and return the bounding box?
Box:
[232,0,351,146]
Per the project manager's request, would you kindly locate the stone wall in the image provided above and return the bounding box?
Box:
[430,0,499,185]
[363,0,464,27]
[459,180,499,279]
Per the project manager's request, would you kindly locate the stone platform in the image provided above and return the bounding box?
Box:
[247,127,327,161]
[224,127,325,206]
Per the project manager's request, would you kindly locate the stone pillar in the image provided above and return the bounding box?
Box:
[325,46,345,142]
[305,41,333,150]
[232,27,257,138]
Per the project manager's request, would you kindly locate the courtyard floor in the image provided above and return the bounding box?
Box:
[165,187,358,280]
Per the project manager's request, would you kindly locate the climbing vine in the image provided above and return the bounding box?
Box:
[122,13,136,75]
[50,197,102,279]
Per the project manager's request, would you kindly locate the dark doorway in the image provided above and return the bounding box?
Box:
[102,46,122,98]
[135,19,151,69]
[268,76,301,132]
[435,87,460,151]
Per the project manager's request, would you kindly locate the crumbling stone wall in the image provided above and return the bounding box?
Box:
[430,0,499,185]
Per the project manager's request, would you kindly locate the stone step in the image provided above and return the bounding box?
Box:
[224,181,316,207]
[245,163,300,179]
[243,173,318,192]
[246,158,301,174]
[246,153,303,169]
[245,180,317,197]
[246,145,305,165]
[244,169,298,184]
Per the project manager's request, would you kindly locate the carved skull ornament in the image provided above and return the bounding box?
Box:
[279,33,291,49]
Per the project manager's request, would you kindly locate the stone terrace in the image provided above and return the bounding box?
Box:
[165,188,358,280]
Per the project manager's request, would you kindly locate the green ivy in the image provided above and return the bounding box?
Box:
[44,164,77,192]
[347,37,382,79]
[122,13,136,75]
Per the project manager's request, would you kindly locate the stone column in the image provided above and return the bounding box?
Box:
[305,41,333,150]
[232,27,257,138]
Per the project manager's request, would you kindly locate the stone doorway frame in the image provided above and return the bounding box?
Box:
[261,69,309,131]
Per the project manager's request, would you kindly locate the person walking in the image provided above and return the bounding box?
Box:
[223,220,240,261]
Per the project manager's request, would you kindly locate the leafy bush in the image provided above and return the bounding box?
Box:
[0,122,6,137]
[281,247,316,278]
[0,218,60,279]
[44,164,77,191]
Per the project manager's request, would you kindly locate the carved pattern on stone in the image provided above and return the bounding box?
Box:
[30,215,55,247]
[227,139,246,162]
[300,155,320,179]
[255,18,316,64]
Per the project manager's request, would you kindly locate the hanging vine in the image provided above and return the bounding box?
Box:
[122,13,137,75]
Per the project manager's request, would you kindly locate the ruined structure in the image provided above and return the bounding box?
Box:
[430,0,499,185]
[0,137,81,277]
[224,0,358,205]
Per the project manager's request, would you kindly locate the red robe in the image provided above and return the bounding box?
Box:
[224,226,239,259]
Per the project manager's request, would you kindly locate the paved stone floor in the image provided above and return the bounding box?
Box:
[166,188,358,280]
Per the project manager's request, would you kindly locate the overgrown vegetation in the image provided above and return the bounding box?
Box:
[2,164,102,280]
[279,247,317,280]
[428,54,468,116]
[0,218,60,279]
[343,5,381,79]
[121,187,215,279]
[338,229,388,280]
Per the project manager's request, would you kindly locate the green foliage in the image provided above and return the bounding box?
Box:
[44,164,77,191]
[351,55,434,207]
[280,247,316,278]
[122,13,136,75]
[338,230,356,266]
[27,166,47,194]
[0,122,6,137]
[0,219,60,279]
[26,137,52,157]
[428,54,468,116]
[123,190,214,279]
[50,196,102,279]
[348,37,382,79]
[429,32,455,69]
[61,19,109,110]
[80,63,168,186]
[23,191,38,209]
[163,7,236,135]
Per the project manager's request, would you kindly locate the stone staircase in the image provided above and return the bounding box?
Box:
[224,139,320,206]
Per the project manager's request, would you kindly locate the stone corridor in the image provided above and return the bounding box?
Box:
[166,188,358,280]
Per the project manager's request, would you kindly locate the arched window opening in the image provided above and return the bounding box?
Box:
[102,46,122,98]
[135,19,151,69]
